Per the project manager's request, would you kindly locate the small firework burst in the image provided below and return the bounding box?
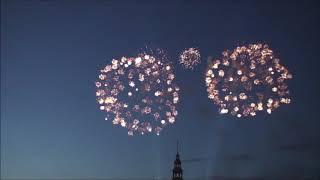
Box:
[205,43,292,118]
[179,48,201,69]
[95,52,180,136]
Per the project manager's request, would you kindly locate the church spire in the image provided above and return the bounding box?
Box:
[172,140,183,180]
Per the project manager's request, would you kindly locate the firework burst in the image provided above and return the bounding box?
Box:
[95,53,180,135]
[179,48,201,69]
[205,43,292,118]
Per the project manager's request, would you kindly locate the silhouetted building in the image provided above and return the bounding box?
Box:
[172,142,183,180]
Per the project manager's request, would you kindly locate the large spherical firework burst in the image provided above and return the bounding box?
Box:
[205,44,292,118]
[179,48,201,69]
[95,53,180,135]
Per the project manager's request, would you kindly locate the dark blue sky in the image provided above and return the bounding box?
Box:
[1,0,320,179]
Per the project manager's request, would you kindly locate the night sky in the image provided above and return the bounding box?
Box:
[1,0,320,179]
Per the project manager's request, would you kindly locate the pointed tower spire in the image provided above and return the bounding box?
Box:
[172,140,183,180]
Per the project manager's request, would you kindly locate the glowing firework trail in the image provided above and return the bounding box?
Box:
[179,48,201,69]
[205,43,292,117]
[95,53,180,136]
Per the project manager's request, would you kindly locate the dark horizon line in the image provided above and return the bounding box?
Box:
[2,175,320,180]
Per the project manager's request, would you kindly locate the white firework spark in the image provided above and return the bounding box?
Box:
[96,52,180,135]
[179,48,201,70]
[205,43,292,117]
